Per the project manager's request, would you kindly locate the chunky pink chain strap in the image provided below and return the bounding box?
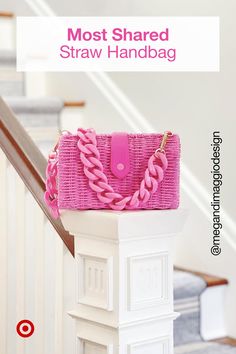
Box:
[77,128,168,211]
[45,128,169,218]
[44,145,60,219]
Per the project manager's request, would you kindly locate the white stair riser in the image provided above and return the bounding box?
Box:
[200,285,227,340]
[0,18,15,50]
[60,107,86,133]
[24,72,47,96]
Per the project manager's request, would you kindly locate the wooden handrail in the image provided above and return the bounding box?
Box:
[0,11,14,18]
[175,266,228,287]
[0,97,74,256]
[64,101,85,107]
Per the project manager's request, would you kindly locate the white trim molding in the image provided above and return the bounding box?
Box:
[128,336,170,354]
[77,253,113,311]
[62,209,187,353]
[128,252,169,311]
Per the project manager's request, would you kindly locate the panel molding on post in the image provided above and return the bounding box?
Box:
[76,253,113,311]
[128,336,170,354]
[128,252,169,311]
[77,337,113,354]
[61,209,187,354]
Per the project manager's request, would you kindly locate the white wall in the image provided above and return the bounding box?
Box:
[1,0,33,16]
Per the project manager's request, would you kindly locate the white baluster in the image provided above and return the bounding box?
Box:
[54,235,64,354]
[0,150,76,353]
[15,176,26,354]
[0,150,8,354]
[34,207,45,354]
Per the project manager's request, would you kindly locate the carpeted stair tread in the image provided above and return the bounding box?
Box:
[0,49,16,66]
[174,270,207,347]
[0,50,24,96]
[174,270,206,300]
[3,96,63,155]
[4,96,64,114]
[175,341,236,353]
[4,96,64,128]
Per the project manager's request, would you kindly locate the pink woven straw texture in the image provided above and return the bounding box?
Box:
[58,133,180,210]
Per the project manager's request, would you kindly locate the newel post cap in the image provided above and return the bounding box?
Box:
[60,209,188,240]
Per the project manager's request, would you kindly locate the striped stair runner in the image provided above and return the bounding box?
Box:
[174,270,206,346]
[0,50,24,96]
[4,96,63,155]
[174,271,236,353]
[175,341,236,354]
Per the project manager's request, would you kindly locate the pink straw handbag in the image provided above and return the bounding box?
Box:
[45,128,180,218]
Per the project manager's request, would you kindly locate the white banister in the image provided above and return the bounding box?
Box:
[61,209,187,354]
[34,208,45,354]
[0,150,8,354]
[54,236,64,354]
[0,148,76,354]
[15,178,26,354]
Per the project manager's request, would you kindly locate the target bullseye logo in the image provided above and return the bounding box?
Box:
[16,320,34,338]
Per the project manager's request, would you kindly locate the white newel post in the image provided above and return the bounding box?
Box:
[61,209,187,354]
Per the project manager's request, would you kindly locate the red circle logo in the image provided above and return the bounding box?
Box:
[16,320,34,338]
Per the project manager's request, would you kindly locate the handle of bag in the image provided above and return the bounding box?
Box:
[44,129,171,218]
[44,144,60,219]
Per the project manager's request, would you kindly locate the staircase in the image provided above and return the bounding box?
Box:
[0,50,85,155]
[174,269,231,353]
[174,270,207,347]
[0,10,236,354]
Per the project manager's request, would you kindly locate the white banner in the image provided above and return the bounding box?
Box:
[16,17,219,72]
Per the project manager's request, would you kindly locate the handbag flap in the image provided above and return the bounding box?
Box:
[111,132,130,179]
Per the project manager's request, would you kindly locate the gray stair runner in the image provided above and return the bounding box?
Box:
[174,271,235,353]
[4,96,63,126]
[175,341,236,354]
[4,96,63,155]
[0,49,16,66]
[0,50,24,96]
[174,270,206,346]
